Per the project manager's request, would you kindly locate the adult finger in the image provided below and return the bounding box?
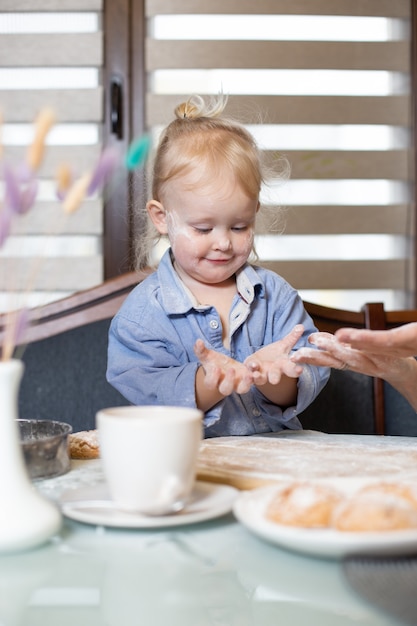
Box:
[291,347,342,369]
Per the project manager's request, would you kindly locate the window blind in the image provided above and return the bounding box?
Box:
[0,0,103,311]
[145,0,413,310]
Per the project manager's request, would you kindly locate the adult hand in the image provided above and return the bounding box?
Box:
[291,331,414,382]
[335,323,417,358]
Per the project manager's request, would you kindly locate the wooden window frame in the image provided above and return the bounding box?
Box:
[103,0,146,278]
[412,0,417,306]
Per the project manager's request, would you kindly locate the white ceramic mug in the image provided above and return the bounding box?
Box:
[96,405,203,515]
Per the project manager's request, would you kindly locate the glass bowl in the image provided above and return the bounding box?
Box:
[18,419,72,480]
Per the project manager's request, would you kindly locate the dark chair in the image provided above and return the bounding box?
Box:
[0,270,151,432]
[298,301,387,436]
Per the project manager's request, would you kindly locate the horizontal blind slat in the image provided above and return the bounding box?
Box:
[256,205,412,235]
[3,146,101,177]
[260,260,409,290]
[146,94,410,127]
[0,89,103,123]
[0,258,103,291]
[146,40,410,72]
[267,150,412,180]
[9,201,102,235]
[0,33,103,67]
[1,1,102,11]
[146,0,410,18]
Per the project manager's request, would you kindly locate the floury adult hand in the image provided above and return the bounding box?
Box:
[194,339,254,396]
[243,324,305,386]
[291,331,415,381]
[336,323,417,359]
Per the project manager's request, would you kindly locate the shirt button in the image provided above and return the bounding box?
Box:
[209,319,219,329]
[252,408,261,417]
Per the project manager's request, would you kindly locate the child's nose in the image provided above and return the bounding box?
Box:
[217,235,232,251]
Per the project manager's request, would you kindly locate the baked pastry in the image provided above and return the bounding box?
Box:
[69,430,100,460]
[357,482,417,507]
[333,483,417,532]
[265,482,342,528]
[265,480,417,532]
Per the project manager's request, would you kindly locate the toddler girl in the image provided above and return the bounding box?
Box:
[107,95,329,436]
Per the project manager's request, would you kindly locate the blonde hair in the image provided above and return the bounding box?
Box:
[135,94,288,269]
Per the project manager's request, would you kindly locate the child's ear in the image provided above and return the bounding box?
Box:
[147,200,168,234]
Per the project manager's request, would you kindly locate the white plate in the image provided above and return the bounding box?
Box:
[60,480,238,528]
[233,484,417,559]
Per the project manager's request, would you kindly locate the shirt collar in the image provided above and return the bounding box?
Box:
[236,264,261,304]
[157,249,263,314]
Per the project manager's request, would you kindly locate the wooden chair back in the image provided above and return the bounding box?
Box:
[383,308,417,330]
[366,304,417,437]
[301,300,367,335]
[0,269,151,346]
[302,301,387,435]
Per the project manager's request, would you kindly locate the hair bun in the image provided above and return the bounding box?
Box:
[174,94,228,120]
[175,99,200,119]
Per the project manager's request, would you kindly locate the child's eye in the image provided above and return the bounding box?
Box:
[232,225,248,232]
[194,227,211,234]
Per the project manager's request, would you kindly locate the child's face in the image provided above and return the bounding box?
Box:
[150,172,259,287]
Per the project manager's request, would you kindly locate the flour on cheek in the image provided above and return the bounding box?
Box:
[166,210,199,254]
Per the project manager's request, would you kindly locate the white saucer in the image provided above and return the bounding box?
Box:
[60,480,238,528]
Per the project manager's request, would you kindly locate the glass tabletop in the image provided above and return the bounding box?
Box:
[0,455,407,626]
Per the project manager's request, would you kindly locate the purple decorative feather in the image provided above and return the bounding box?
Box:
[19,178,39,214]
[3,165,22,214]
[3,164,38,215]
[15,162,32,182]
[87,146,121,195]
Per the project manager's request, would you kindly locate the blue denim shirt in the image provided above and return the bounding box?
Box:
[107,250,330,437]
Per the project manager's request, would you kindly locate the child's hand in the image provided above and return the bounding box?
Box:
[244,325,304,385]
[194,339,254,395]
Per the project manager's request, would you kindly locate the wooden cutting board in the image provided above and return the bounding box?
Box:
[196,430,417,490]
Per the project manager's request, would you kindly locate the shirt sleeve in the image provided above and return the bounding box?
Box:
[107,312,200,408]
[242,362,329,433]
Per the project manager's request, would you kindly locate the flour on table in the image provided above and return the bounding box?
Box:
[196,432,417,489]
